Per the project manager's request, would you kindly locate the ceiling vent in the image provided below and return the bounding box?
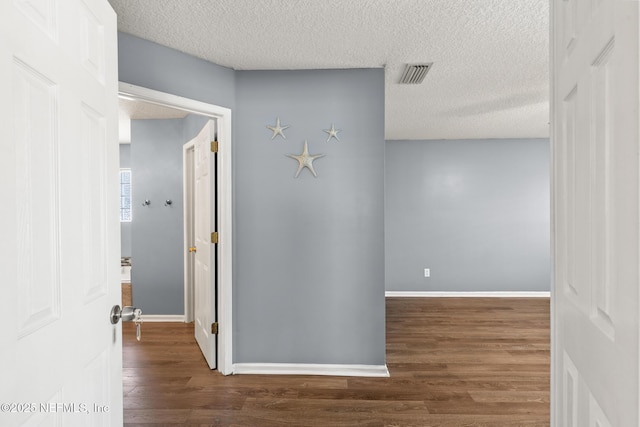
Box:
[399,63,433,84]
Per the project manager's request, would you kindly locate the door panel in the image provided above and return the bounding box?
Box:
[0,0,121,425]
[552,0,639,425]
[13,57,62,339]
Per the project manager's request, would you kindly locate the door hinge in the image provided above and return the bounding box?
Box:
[211,232,219,244]
[211,140,218,153]
[211,322,219,335]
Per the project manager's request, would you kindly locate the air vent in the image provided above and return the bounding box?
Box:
[399,63,433,84]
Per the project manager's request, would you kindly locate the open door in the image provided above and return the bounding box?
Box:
[0,0,122,425]
[552,0,639,425]
[192,120,218,369]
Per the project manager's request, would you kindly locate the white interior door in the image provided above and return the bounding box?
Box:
[552,0,639,425]
[192,120,217,370]
[0,0,120,426]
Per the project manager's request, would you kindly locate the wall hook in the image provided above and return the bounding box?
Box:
[142,199,151,207]
[164,199,173,206]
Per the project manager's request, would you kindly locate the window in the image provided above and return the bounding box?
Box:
[120,169,132,222]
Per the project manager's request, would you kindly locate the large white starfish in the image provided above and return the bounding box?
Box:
[286,141,325,178]
[323,123,341,142]
[266,117,290,140]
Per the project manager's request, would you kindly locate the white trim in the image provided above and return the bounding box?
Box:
[118,82,234,376]
[216,102,234,376]
[142,315,185,322]
[119,83,231,118]
[385,291,551,298]
[233,363,390,377]
[549,0,558,424]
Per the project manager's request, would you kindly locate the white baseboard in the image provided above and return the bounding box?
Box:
[385,291,550,298]
[141,314,185,322]
[232,363,390,377]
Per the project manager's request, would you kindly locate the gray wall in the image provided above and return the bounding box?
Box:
[119,33,387,366]
[118,31,234,314]
[183,113,210,142]
[118,32,235,110]
[385,139,550,292]
[126,114,209,314]
[130,119,186,314]
[234,69,386,365]
[120,144,132,257]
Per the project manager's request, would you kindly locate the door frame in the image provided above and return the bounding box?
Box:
[119,82,234,375]
[549,1,557,423]
[183,141,196,323]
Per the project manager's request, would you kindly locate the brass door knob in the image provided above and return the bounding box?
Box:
[188,247,197,253]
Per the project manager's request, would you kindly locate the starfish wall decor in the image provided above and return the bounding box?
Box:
[266,117,290,140]
[286,141,325,178]
[323,123,341,142]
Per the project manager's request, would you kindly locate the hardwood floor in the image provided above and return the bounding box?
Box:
[123,298,550,426]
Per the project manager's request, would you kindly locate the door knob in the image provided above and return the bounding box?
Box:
[189,247,197,253]
[110,305,142,323]
[110,305,143,341]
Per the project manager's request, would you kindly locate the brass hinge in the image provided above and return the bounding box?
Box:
[211,322,219,335]
[211,140,218,153]
[211,232,219,244]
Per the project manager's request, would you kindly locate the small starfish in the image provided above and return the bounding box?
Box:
[323,123,341,142]
[266,117,290,140]
[286,141,325,178]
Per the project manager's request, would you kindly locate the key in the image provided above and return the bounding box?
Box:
[133,308,143,341]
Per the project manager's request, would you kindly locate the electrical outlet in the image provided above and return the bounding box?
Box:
[424,268,430,278]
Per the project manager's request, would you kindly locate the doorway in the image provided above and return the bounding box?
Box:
[118,82,234,375]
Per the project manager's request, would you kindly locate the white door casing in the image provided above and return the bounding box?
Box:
[551,0,639,425]
[193,120,218,370]
[0,0,121,425]
[119,83,234,375]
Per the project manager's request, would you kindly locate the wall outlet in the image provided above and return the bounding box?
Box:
[424,268,430,278]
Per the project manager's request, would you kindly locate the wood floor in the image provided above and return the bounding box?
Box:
[123,298,550,426]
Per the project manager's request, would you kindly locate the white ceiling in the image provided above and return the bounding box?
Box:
[108,0,549,141]
[118,98,189,143]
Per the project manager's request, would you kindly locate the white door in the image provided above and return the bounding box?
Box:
[0,0,120,426]
[552,0,639,425]
[192,120,218,369]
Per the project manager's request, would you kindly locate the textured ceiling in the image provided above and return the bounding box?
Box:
[118,98,188,143]
[108,0,549,140]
